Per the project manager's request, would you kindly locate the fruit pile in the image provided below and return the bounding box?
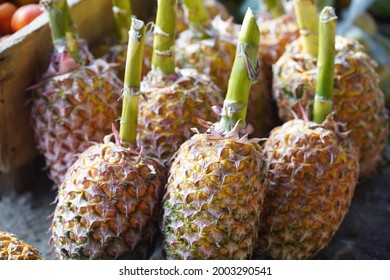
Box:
[0,0,42,40]
[0,0,389,260]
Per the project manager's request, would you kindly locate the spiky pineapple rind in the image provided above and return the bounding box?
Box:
[50,142,167,260]
[257,117,359,259]
[0,231,43,260]
[163,131,268,260]
[272,36,388,176]
[32,58,123,186]
[137,68,224,165]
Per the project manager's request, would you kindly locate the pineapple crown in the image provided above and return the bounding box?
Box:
[103,124,166,168]
[42,40,93,79]
[193,118,265,144]
[291,110,352,140]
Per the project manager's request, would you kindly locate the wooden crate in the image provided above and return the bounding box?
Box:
[0,0,154,192]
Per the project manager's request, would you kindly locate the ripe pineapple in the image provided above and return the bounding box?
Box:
[31,0,122,186]
[90,0,132,80]
[176,0,230,36]
[175,1,239,92]
[138,69,224,164]
[91,0,153,79]
[137,0,224,165]
[0,231,43,260]
[272,0,388,176]
[162,9,268,259]
[175,0,277,138]
[257,0,299,81]
[257,7,360,259]
[50,19,167,259]
[258,117,359,259]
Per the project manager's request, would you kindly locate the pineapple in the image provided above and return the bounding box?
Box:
[0,231,43,260]
[257,7,360,259]
[257,0,299,81]
[91,0,153,79]
[50,19,167,259]
[137,0,224,165]
[31,0,122,186]
[272,0,388,176]
[176,0,230,36]
[162,9,268,259]
[175,0,239,92]
[91,0,132,80]
[175,0,277,138]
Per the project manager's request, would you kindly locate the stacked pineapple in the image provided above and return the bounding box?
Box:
[0,231,43,260]
[175,0,238,92]
[257,7,360,259]
[272,0,388,176]
[176,0,230,36]
[91,0,133,80]
[137,0,224,165]
[162,9,268,259]
[31,0,122,186]
[50,18,167,260]
[257,0,299,81]
[176,0,277,138]
[91,0,154,79]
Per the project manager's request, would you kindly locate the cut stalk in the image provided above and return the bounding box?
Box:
[42,0,80,62]
[293,0,319,57]
[215,8,260,134]
[182,0,214,40]
[313,7,337,124]
[261,0,285,18]
[112,0,132,43]
[119,18,146,145]
[151,0,177,75]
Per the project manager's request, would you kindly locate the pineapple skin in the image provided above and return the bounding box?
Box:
[257,12,299,81]
[137,68,224,165]
[0,231,43,260]
[91,35,153,80]
[272,36,388,176]
[175,16,239,92]
[50,142,167,259]
[176,0,230,36]
[257,118,359,260]
[162,133,268,259]
[32,59,123,186]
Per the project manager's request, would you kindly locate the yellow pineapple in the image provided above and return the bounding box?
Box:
[257,7,360,259]
[50,19,167,259]
[175,0,277,138]
[0,231,43,260]
[176,0,230,36]
[31,0,122,186]
[257,0,299,81]
[272,0,388,176]
[162,9,268,259]
[91,0,153,79]
[137,0,224,165]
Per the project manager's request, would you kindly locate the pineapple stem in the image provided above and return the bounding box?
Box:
[111,0,132,44]
[42,0,80,62]
[119,19,146,145]
[151,0,177,75]
[313,7,337,124]
[215,8,260,134]
[293,0,319,57]
[182,0,214,40]
[261,0,285,18]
